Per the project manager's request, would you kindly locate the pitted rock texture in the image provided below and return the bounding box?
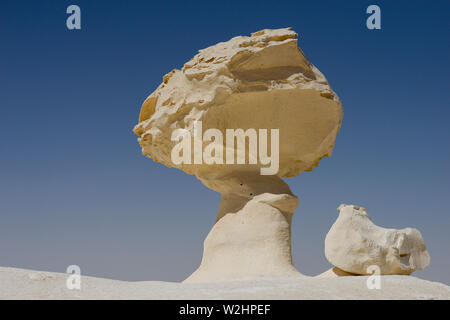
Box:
[133,28,343,178]
[325,204,430,275]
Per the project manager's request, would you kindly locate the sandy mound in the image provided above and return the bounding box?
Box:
[1,266,449,300]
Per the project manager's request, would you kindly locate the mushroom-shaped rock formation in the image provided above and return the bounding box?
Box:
[325,204,430,275]
[133,28,343,282]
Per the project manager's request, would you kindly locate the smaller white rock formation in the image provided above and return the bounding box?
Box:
[325,204,430,275]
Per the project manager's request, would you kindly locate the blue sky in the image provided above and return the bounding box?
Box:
[0,0,449,284]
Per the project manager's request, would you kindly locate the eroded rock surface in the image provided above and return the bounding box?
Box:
[133,27,343,178]
[325,204,430,275]
[133,28,344,282]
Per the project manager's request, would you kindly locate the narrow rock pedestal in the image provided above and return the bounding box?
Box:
[185,173,304,282]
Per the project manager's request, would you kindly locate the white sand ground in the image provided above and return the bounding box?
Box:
[0,266,449,299]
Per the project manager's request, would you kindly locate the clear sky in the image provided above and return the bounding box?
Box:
[1,0,449,284]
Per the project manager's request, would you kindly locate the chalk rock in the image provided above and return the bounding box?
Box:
[2,266,450,299]
[325,204,430,275]
[316,267,356,278]
[184,193,304,283]
[133,27,343,178]
[133,28,344,282]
